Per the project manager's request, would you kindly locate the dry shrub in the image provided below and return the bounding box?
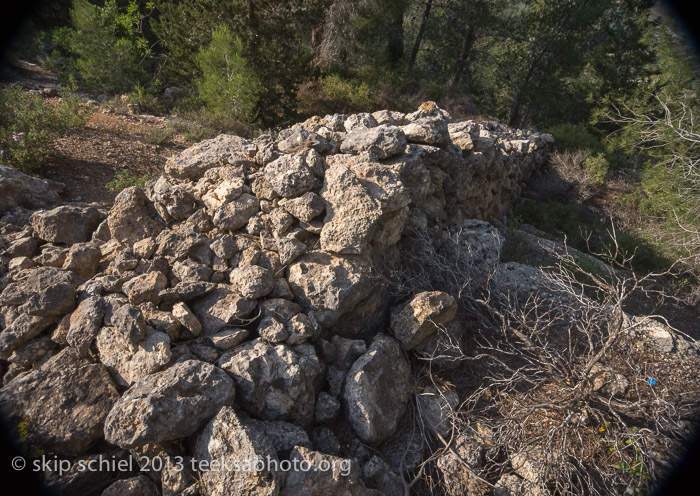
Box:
[384,227,700,495]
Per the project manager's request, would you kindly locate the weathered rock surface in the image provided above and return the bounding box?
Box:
[0,267,80,357]
[195,406,284,496]
[343,333,411,443]
[281,446,380,496]
[340,125,407,159]
[104,360,234,448]
[107,187,165,246]
[0,347,119,455]
[165,134,256,179]
[30,205,105,245]
[0,164,63,215]
[218,339,323,425]
[101,475,160,496]
[391,291,457,350]
[287,252,372,328]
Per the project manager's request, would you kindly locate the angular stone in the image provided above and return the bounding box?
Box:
[165,134,256,180]
[30,205,105,245]
[0,267,80,356]
[66,296,105,356]
[212,193,260,231]
[122,271,168,305]
[287,252,372,328]
[101,475,160,496]
[229,265,274,299]
[391,291,457,350]
[0,347,119,455]
[104,360,235,448]
[63,242,102,280]
[0,164,62,215]
[195,406,283,496]
[107,187,165,246]
[340,125,407,159]
[96,326,171,387]
[218,339,323,425]
[172,301,202,337]
[279,192,326,222]
[191,288,257,335]
[264,154,315,199]
[343,333,411,444]
[281,447,378,496]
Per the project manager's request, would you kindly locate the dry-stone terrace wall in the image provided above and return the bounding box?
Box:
[0,103,555,495]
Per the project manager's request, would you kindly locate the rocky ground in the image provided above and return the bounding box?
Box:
[0,102,698,495]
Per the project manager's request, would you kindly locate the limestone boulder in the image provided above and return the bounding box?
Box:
[104,359,235,448]
[343,333,411,444]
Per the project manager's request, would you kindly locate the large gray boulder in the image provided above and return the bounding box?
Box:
[194,406,284,496]
[0,267,80,357]
[218,339,323,426]
[30,205,105,245]
[0,164,63,215]
[107,187,165,246]
[343,333,411,444]
[0,347,120,455]
[103,360,235,448]
[319,164,382,255]
[287,252,372,328]
[165,134,256,180]
[340,125,407,159]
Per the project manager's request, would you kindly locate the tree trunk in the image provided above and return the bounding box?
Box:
[452,24,475,88]
[409,0,432,70]
[387,4,405,67]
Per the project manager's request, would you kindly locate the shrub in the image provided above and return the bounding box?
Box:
[583,153,610,183]
[144,127,175,145]
[0,84,89,173]
[195,25,261,124]
[547,122,603,153]
[106,169,153,192]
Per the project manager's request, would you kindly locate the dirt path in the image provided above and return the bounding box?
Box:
[1,60,187,205]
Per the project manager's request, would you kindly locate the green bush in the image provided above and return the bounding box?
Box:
[144,127,175,145]
[106,169,153,192]
[67,0,161,94]
[583,153,610,183]
[196,25,261,124]
[547,122,602,153]
[0,85,89,173]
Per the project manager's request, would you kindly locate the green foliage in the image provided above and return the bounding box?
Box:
[166,117,217,144]
[144,127,174,145]
[106,169,153,192]
[583,153,609,183]
[0,85,89,173]
[67,0,162,93]
[547,123,602,153]
[195,25,261,124]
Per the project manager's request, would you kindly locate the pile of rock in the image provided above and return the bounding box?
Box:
[0,103,583,495]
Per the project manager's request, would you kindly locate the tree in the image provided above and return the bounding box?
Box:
[68,0,162,93]
[195,25,261,124]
